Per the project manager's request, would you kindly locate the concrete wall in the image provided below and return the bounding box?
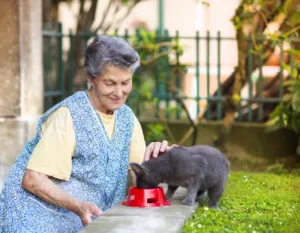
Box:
[0,1,21,116]
[0,0,43,190]
[141,121,299,170]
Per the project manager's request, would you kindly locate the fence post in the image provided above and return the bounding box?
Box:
[124,29,129,42]
[57,23,64,99]
[258,43,263,121]
[154,29,160,118]
[247,33,253,121]
[158,0,164,35]
[279,40,284,97]
[43,24,51,109]
[217,31,222,120]
[135,28,141,117]
[290,37,295,79]
[68,29,74,96]
[279,39,284,125]
[164,29,170,120]
[175,30,181,120]
[114,28,119,36]
[206,31,211,120]
[195,31,200,117]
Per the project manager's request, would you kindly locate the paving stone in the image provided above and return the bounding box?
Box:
[79,186,198,233]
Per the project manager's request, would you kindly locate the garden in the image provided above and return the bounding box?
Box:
[183,167,300,233]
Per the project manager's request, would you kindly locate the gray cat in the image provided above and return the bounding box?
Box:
[130,145,229,209]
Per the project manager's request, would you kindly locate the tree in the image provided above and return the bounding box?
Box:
[213,0,300,149]
[176,0,300,148]
[43,0,144,94]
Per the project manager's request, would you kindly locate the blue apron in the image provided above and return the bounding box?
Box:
[0,91,134,233]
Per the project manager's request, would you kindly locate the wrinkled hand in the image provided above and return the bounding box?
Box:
[144,140,178,161]
[77,201,102,226]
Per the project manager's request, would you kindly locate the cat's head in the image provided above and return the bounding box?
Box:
[130,163,160,189]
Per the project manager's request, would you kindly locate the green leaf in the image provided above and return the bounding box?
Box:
[291,115,300,133]
[269,105,283,119]
[284,79,298,88]
[294,61,300,69]
[283,0,293,15]
[284,49,300,57]
[201,1,210,6]
[283,93,292,102]
[149,31,155,40]
[283,113,289,127]
[281,62,292,76]
[289,82,300,93]
[142,91,151,100]
[292,92,300,112]
[153,97,159,105]
[291,12,300,25]
[265,116,282,132]
[121,0,129,5]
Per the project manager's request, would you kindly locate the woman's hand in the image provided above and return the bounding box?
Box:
[77,201,103,226]
[144,140,178,161]
[22,169,103,227]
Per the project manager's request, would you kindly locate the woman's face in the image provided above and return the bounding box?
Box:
[88,65,133,114]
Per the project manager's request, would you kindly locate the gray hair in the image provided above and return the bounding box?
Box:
[84,35,140,80]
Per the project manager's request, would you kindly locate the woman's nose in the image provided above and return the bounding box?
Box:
[114,85,123,97]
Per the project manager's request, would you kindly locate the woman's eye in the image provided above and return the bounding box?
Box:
[106,82,114,86]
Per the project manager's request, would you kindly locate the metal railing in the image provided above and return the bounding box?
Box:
[43,23,299,122]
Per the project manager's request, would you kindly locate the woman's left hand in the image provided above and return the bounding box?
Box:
[144,140,178,161]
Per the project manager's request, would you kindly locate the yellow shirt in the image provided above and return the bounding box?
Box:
[27,107,146,181]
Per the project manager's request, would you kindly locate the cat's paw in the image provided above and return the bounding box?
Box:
[165,193,172,200]
[196,191,207,204]
[182,198,195,206]
[210,205,221,210]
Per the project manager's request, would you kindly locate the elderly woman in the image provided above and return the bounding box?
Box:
[0,35,175,233]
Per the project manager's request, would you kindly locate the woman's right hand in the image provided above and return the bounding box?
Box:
[77,201,103,226]
[21,169,103,227]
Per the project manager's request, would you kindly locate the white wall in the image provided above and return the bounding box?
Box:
[58,0,242,118]
[58,0,241,69]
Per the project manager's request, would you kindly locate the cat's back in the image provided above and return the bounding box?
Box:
[184,145,229,169]
[186,145,221,155]
[168,145,228,169]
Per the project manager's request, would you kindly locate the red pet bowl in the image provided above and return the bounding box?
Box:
[122,187,171,208]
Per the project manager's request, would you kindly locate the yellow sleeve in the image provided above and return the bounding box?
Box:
[128,115,146,168]
[26,107,76,181]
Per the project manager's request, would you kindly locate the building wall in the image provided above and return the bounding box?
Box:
[0,0,43,190]
[58,0,241,117]
[58,0,240,68]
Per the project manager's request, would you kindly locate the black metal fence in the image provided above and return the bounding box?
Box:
[43,23,299,122]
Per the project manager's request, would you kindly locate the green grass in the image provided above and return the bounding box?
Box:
[182,171,300,233]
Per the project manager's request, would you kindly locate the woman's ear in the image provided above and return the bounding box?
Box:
[130,163,145,177]
[86,73,94,88]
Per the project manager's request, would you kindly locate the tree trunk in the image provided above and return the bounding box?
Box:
[66,0,144,93]
[206,0,286,121]
[214,19,247,148]
[213,0,298,149]
[43,0,60,27]
[69,0,99,93]
[213,0,288,148]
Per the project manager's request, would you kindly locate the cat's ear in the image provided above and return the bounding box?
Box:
[130,163,145,177]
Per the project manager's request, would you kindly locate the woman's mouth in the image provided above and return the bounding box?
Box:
[110,98,122,102]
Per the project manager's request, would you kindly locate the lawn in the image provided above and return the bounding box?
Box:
[182,171,300,233]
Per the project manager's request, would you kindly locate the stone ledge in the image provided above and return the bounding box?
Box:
[141,121,298,160]
[79,186,198,233]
